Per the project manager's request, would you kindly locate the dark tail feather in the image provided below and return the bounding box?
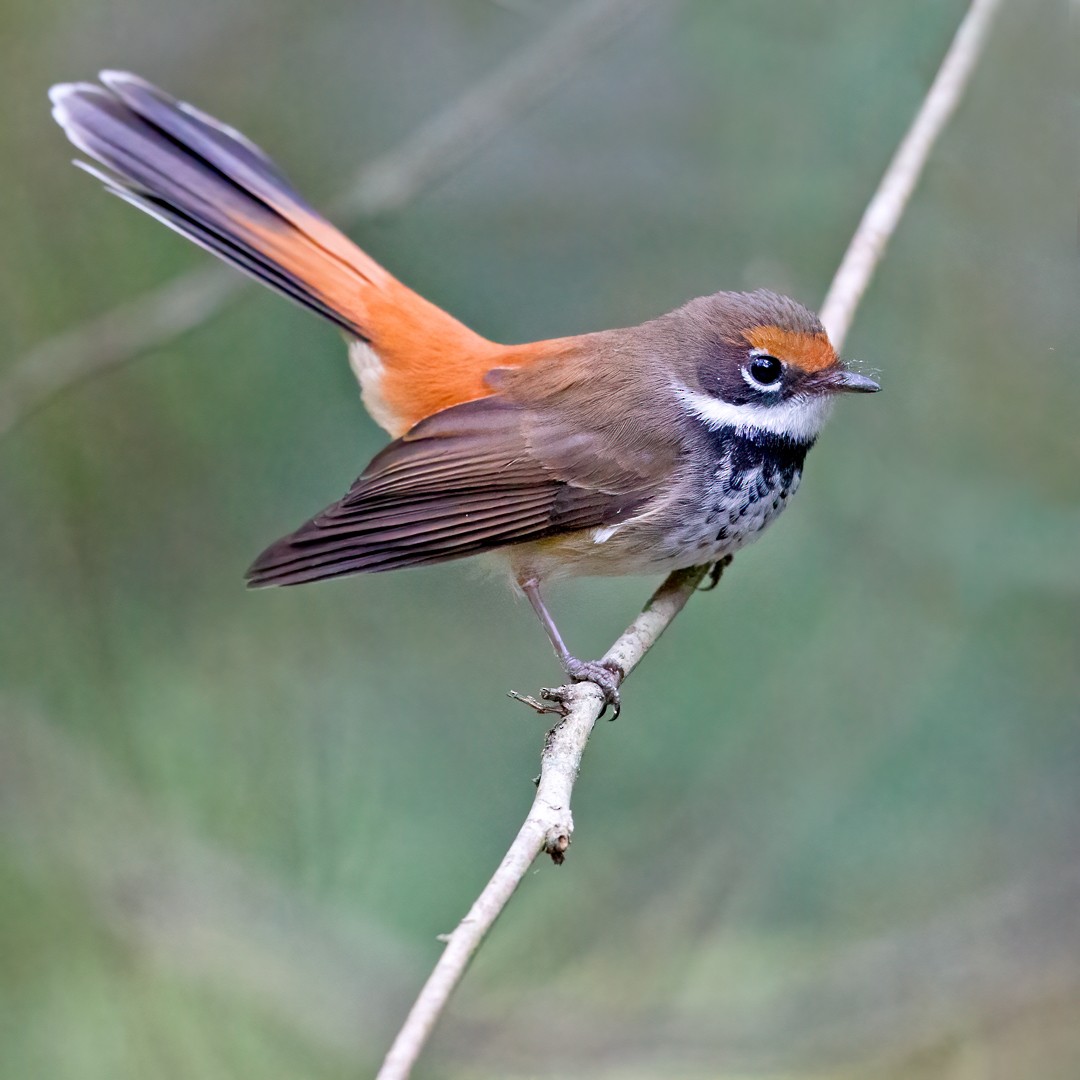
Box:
[49,71,386,337]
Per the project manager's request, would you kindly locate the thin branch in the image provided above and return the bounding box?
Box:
[15,703,1080,1075]
[375,1,1006,1077]
[375,565,708,1080]
[0,0,663,440]
[819,0,1004,351]
[0,268,245,440]
[330,0,666,221]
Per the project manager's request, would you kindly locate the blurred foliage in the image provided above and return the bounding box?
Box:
[2,1,1079,1077]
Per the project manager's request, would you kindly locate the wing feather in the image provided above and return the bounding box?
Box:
[246,396,663,587]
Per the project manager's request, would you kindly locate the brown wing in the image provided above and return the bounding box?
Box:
[246,396,672,587]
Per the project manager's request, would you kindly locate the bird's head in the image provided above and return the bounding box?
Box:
[670,289,879,444]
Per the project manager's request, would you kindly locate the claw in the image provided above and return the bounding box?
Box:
[560,657,623,719]
[698,554,734,592]
[515,576,625,718]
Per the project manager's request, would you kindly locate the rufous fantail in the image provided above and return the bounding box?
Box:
[50,73,879,711]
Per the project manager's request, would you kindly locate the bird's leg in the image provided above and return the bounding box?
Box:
[519,577,622,718]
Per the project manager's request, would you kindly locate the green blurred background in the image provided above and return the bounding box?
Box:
[2,1,1079,1077]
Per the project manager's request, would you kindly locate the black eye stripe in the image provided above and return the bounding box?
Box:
[747,354,783,386]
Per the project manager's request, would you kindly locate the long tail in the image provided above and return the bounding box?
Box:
[49,71,511,434]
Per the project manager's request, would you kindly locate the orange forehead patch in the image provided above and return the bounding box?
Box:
[744,325,837,373]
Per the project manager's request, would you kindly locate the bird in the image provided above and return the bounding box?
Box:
[49,71,879,713]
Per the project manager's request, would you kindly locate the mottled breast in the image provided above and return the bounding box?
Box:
[649,426,812,571]
[507,427,813,583]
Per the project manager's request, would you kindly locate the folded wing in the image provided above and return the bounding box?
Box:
[246,396,666,586]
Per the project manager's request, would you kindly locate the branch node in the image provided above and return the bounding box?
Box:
[373,0,1006,1071]
[544,830,572,864]
[507,690,563,716]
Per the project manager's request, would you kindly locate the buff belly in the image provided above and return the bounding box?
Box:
[509,459,804,584]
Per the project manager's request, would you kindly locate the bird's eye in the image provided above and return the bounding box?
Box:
[745,353,783,389]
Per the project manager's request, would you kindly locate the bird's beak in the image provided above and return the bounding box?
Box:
[824,368,881,394]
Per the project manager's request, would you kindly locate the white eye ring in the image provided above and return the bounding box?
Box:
[742,350,785,393]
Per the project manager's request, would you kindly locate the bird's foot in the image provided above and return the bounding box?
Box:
[547,657,624,720]
[511,662,622,720]
[698,554,734,592]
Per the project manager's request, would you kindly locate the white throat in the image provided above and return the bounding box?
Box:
[673,383,832,443]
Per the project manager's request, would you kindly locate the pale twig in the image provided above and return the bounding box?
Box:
[13,703,1080,1074]
[0,0,663,439]
[375,566,708,1080]
[375,2,1006,1077]
[819,0,1004,351]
